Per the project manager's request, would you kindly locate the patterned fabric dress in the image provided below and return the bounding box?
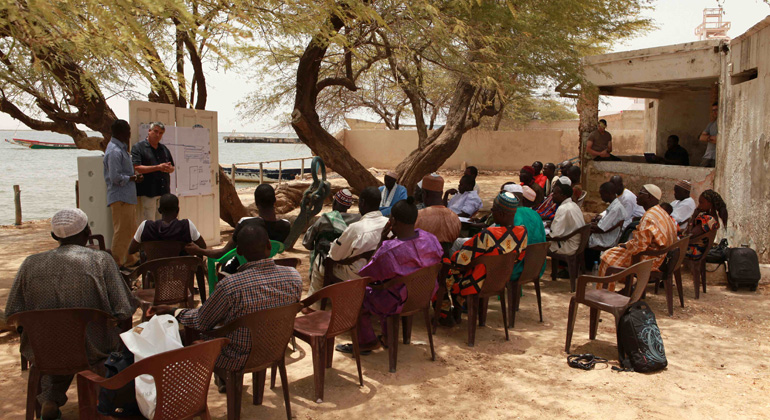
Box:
[536,194,558,220]
[445,225,527,297]
[599,205,678,275]
[686,213,719,259]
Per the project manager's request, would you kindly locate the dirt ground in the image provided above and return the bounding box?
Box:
[1,171,769,419]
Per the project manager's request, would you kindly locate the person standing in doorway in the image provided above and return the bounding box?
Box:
[132,122,175,223]
[699,102,718,167]
[104,119,143,268]
[587,119,621,161]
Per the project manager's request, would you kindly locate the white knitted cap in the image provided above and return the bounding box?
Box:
[51,209,88,238]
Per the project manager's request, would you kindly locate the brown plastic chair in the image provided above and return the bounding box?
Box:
[293,277,371,402]
[507,242,549,328]
[86,234,107,251]
[684,229,718,299]
[76,338,229,420]
[565,260,653,362]
[375,263,442,372]
[142,240,187,260]
[130,256,206,321]
[631,236,690,316]
[461,251,518,347]
[202,303,303,420]
[548,224,591,292]
[6,308,116,420]
[274,257,301,268]
[575,190,588,208]
[588,219,625,252]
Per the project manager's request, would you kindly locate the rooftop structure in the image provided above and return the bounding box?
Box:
[695,7,731,40]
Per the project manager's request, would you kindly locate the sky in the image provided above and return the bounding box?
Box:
[1,0,768,133]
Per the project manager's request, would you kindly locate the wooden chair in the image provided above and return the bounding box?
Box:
[129,256,206,321]
[631,236,690,316]
[507,242,549,328]
[7,308,116,420]
[684,229,719,299]
[374,264,442,373]
[293,277,371,403]
[142,240,186,261]
[565,260,653,362]
[462,252,518,347]
[202,304,302,420]
[77,338,228,420]
[548,224,591,292]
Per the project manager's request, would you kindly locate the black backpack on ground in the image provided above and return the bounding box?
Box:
[615,301,667,373]
[97,346,141,417]
[726,246,761,291]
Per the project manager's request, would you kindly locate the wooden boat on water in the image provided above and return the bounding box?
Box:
[222,167,303,183]
[5,138,77,149]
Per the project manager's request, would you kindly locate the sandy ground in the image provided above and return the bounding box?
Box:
[1,171,769,419]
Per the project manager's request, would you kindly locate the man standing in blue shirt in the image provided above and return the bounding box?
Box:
[104,119,143,268]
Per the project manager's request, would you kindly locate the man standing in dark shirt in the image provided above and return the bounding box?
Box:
[132,122,175,223]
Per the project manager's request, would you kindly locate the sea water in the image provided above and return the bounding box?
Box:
[0,130,311,225]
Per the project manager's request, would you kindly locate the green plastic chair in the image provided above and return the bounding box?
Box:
[206,240,285,293]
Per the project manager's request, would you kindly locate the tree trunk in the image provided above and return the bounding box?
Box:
[218,166,248,227]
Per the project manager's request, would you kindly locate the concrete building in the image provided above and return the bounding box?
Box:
[580,16,770,263]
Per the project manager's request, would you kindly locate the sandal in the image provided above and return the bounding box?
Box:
[335,343,373,355]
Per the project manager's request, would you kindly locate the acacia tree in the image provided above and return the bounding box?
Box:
[0,0,250,224]
[247,0,651,192]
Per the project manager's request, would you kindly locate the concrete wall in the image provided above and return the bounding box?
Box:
[716,19,770,262]
[645,91,713,161]
[584,161,715,214]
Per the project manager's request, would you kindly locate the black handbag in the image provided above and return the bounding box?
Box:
[705,238,728,264]
[97,347,141,417]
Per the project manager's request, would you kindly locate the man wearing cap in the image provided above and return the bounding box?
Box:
[445,175,483,217]
[303,189,362,297]
[132,121,175,223]
[5,209,138,419]
[599,184,678,276]
[104,119,143,268]
[519,166,544,207]
[587,119,621,161]
[415,174,461,253]
[670,180,696,230]
[379,171,407,217]
[443,193,527,323]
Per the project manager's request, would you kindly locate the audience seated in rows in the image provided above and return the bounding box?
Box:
[5,209,138,420]
[548,183,584,258]
[671,180,697,230]
[509,188,547,282]
[128,193,206,256]
[541,162,557,196]
[610,175,645,231]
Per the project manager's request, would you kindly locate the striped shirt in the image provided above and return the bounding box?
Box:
[177,259,302,370]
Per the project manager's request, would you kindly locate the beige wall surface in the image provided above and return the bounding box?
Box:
[716,20,770,262]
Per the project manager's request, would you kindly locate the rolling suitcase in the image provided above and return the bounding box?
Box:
[725,246,761,291]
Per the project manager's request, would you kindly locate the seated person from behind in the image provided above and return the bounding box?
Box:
[303,189,361,298]
[149,223,302,374]
[598,184,678,277]
[585,182,628,267]
[444,174,482,217]
[548,183,585,257]
[5,209,138,420]
[508,188,547,282]
[328,186,389,281]
[378,171,407,217]
[336,197,444,354]
[185,183,290,271]
[443,193,527,323]
[415,174,462,253]
[519,166,544,207]
[128,193,206,256]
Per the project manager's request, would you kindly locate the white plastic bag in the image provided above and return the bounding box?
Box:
[120,314,184,419]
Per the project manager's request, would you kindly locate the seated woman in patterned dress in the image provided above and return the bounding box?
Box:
[685,189,728,259]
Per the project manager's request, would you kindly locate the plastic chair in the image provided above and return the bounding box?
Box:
[206,240,285,293]
[374,264,442,373]
[575,191,588,208]
[202,303,303,420]
[507,242,549,328]
[142,240,186,261]
[632,236,690,316]
[565,260,653,362]
[76,338,229,420]
[274,258,301,268]
[459,252,518,347]
[129,256,205,321]
[684,229,718,299]
[86,234,107,251]
[293,277,371,403]
[548,224,591,292]
[6,308,116,420]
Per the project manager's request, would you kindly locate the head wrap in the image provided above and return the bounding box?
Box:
[521,166,535,176]
[558,176,572,186]
[51,209,88,239]
[385,170,399,179]
[675,180,692,192]
[494,192,519,212]
[503,184,523,194]
[333,189,353,207]
[421,174,444,192]
[521,185,537,202]
[643,184,662,200]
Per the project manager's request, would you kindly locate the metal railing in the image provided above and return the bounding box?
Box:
[228,156,315,185]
